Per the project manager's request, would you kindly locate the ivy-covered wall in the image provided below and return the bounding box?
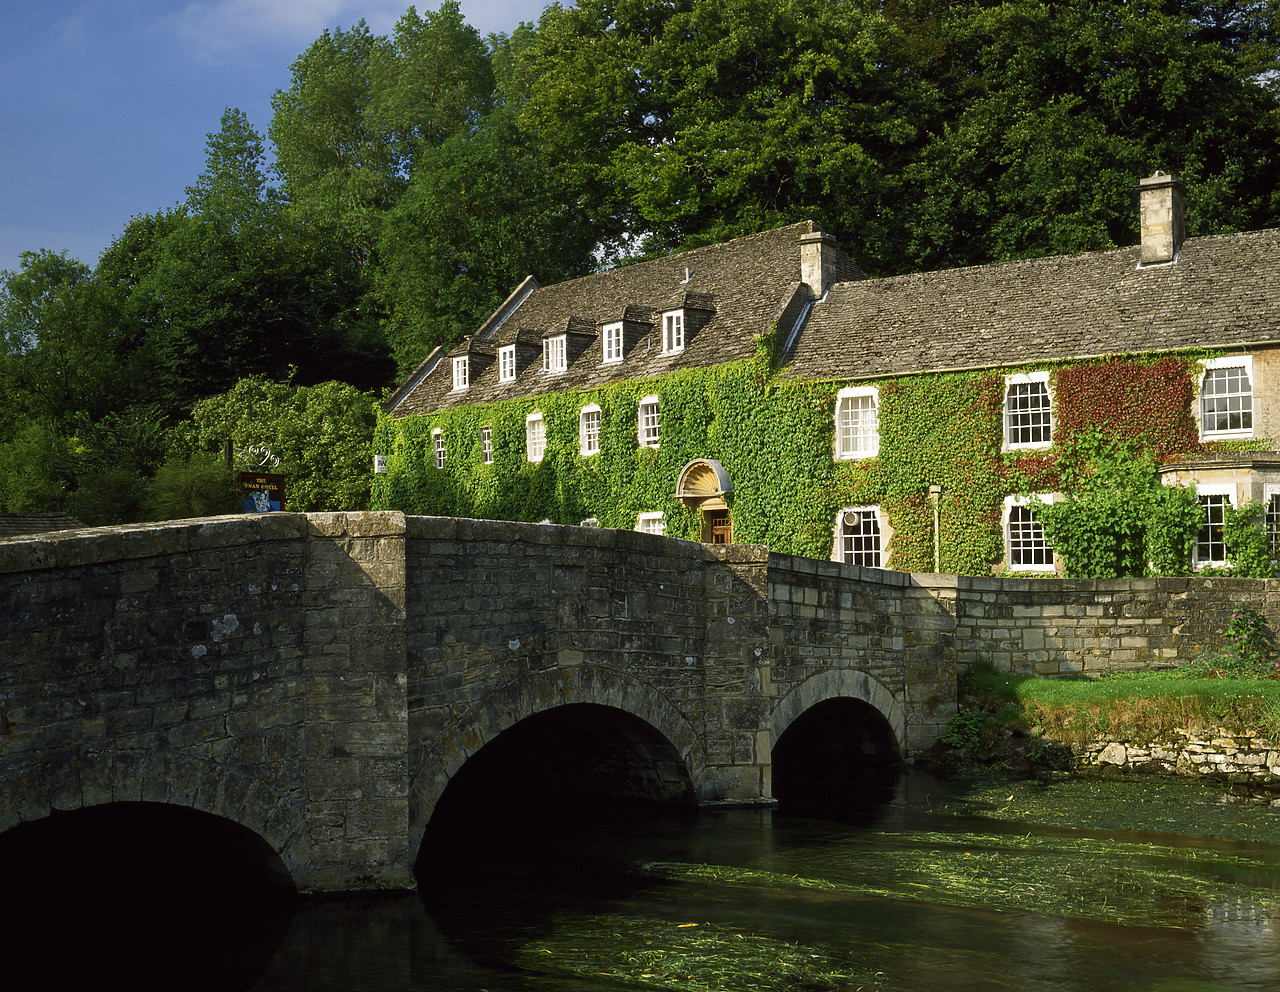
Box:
[372,344,1242,575]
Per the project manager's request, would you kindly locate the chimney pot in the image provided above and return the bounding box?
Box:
[1138,171,1186,265]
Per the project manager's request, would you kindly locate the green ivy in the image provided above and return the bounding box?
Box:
[372,348,1260,575]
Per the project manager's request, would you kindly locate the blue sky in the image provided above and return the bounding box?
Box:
[1,1,548,276]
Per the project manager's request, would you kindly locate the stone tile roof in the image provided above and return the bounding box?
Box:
[786,228,1280,381]
[0,513,86,539]
[389,221,860,417]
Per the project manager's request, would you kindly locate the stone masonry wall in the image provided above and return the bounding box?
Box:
[765,557,958,754]
[952,575,1280,676]
[0,515,313,875]
[0,513,414,893]
[1079,731,1280,789]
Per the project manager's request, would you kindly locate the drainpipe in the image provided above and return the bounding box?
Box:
[929,485,942,573]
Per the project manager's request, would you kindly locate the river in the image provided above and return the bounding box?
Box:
[9,772,1280,991]
[240,773,1280,992]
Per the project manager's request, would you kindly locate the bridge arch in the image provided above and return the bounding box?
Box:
[769,669,904,815]
[770,668,905,748]
[1,749,303,882]
[410,664,700,859]
[0,800,295,986]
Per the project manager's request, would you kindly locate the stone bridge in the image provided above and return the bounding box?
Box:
[0,512,1263,891]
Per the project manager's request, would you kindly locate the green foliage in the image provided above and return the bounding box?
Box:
[375,108,597,374]
[1178,603,1278,678]
[1219,499,1277,577]
[0,419,74,513]
[143,456,240,520]
[171,377,379,512]
[875,371,1004,573]
[523,0,1280,273]
[377,347,1252,574]
[1025,429,1201,578]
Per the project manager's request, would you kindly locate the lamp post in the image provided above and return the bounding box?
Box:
[929,485,942,573]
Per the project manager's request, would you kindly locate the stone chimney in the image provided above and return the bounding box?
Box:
[1138,171,1186,265]
[800,230,840,298]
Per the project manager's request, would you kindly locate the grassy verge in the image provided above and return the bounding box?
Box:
[962,660,1280,752]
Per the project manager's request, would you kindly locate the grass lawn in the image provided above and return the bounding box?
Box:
[962,663,1280,746]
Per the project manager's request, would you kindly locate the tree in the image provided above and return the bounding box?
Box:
[0,250,129,425]
[185,107,280,226]
[523,0,931,262]
[169,377,379,512]
[897,0,1280,270]
[375,107,598,372]
[519,0,1280,273]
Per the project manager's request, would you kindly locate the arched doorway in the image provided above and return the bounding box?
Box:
[676,458,734,544]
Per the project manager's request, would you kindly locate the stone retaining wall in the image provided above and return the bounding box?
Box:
[949,575,1280,676]
[1078,731,1280,788]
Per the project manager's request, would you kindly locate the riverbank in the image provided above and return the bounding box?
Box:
[930,661,1280,789]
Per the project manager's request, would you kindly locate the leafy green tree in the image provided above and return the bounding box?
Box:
[375,107,598,372]
[371,2,495,173]
[269,22,399,264]
[519,0,1280,273]
[0,251,129,424]
[898,0,1280,270]
[144,455,240,520]
[185,107,281,225]
[523,0,930,262]
[170,377,379,511]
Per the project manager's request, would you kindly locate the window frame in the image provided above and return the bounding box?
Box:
[602,322,624,364]
[836,505,884,568]
[525,411,545,463]
[662,311,684,354]
[579,403,601,457]
[543,334,567,374]
[1266,483,1280,557]
[638,394,660,448]
[432,428,446,469]
[1193,483,1236,567]
[451,356,469,392]
[636,511,665,535]
[499,345,516,382]
[480,426,493,465]
[1199,355,1255,441]
[1003,494,1057,572]
[834,385,880,460]
[1002,371,1053,451]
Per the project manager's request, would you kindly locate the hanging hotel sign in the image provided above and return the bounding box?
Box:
[237,472,286,513]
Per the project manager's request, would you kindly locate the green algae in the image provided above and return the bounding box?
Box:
[645,829,1278,931]
[934,776,1280,846]
[515,914,891,991]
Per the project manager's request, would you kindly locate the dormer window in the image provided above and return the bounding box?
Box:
[662,311,684,354]
[543,334,567,373]
[499,345,516,382]
[603,322,623,364]
[451,356,469,391]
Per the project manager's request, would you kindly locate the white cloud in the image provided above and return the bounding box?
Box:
[160,0,405,59]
